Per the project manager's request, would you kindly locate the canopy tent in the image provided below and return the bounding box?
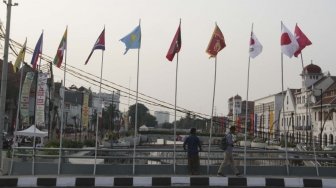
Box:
[14,125,48,138]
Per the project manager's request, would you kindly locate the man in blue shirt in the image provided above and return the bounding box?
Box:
[183,128,202,175]
[217,126,241,176]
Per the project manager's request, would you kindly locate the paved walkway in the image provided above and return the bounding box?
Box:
[0,176,336,187]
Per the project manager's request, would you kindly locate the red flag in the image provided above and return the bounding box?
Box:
[166,23,181,61]
[206,24,226,57]
[85,28,105,65]
[294,24,312,57]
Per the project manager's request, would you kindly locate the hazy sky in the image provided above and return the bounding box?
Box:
[1,0,336,120]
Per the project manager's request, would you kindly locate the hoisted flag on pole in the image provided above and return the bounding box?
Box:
[13,39,27,73]
[53,28,67,68]
[206,24,226,58]
[85,28,105,65]
[249,32,263,58]
[120,25,141,54]
[281,23,299,58]
[294,24,312,57]
[31,33,43,70]
[166,23,181,61]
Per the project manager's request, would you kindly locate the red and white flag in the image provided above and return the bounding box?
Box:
[281,23,299,58]
[249,32,263,58]
[294,24,312,57]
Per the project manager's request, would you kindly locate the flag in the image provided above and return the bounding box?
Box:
[249,32,263,58]
[53,28,67,68]
[206,24,226,57]
[166,23,181,61]
[250,113,254,135]
[31,33,43,70]
[13,39,27,73]
[120,25,141,54]
[85,28,105,65]
[294,24,312,57]
[281,23,299,58]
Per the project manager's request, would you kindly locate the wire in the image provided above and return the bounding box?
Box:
[0,30,217,122]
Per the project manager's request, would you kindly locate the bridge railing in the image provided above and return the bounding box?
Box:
[5,145,336,176]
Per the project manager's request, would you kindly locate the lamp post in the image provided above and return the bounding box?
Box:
[0,0,17,171]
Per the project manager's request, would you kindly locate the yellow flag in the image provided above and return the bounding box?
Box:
[14,39,27,73]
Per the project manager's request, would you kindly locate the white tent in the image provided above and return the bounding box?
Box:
[14,125,48,138]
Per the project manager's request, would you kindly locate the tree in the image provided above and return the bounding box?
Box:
[102,103,120,131]
[128,103,157,129]
[144,113,157,127]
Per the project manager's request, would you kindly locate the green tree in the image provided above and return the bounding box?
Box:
[102,103,120,131]
[144,113,157,127]
[129,103,157,129]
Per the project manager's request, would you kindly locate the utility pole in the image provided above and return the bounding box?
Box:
[0,0,17,172]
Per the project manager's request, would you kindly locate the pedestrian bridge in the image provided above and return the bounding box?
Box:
[2,146,336,187]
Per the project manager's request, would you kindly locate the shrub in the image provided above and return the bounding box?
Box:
[83,140,95,147]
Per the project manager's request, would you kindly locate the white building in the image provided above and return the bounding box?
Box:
[280,63,336,147]
[254,92,284,140]
[92,90,120,111]
[154,111,170,127]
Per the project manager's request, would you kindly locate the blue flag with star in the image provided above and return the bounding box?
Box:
[120,25,141,54]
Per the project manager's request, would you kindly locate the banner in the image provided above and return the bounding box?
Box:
[81,92,89,128]
[20,72,35,124]
[35,73,48,127]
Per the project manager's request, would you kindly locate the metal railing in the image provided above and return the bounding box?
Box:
[5,145,336,176]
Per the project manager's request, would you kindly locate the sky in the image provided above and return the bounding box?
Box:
[1,0,336,121]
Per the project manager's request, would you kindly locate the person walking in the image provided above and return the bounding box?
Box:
[183,128,202,175]
[217,126,241,176]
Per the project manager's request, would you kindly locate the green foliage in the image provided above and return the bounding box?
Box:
[280,140,296,147]
[83,139,95,147]
[129,103,157,129]
[63,140,83,148]
[6,149,11,158]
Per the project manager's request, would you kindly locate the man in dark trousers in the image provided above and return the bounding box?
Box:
[183,128,202,175]
[217,126,241,176]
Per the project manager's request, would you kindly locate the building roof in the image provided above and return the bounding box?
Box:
[302,63,322,75]
[228,94,242,101]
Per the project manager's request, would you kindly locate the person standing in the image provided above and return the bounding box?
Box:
[217,126,241,176]
[183,128,202,175]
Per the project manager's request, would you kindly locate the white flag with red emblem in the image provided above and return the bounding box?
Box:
[249,32,263,58]
[281,23,299,58]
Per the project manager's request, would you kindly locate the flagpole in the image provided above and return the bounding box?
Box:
[10,63,25,175]
[244,23,253,176]
[173,51,179,174]
[33,31,43,175]
[207,55,217,174]
[173,19,181,174]
[281,22,290,175]
[58,26,67,175]
[93,46,104,176]
[132,19,141,175]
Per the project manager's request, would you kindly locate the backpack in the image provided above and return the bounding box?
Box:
[219,134,228,150]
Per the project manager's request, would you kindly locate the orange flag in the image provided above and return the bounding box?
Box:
[206,24,226,57]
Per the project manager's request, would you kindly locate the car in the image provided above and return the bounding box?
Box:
[323,144,336,157]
